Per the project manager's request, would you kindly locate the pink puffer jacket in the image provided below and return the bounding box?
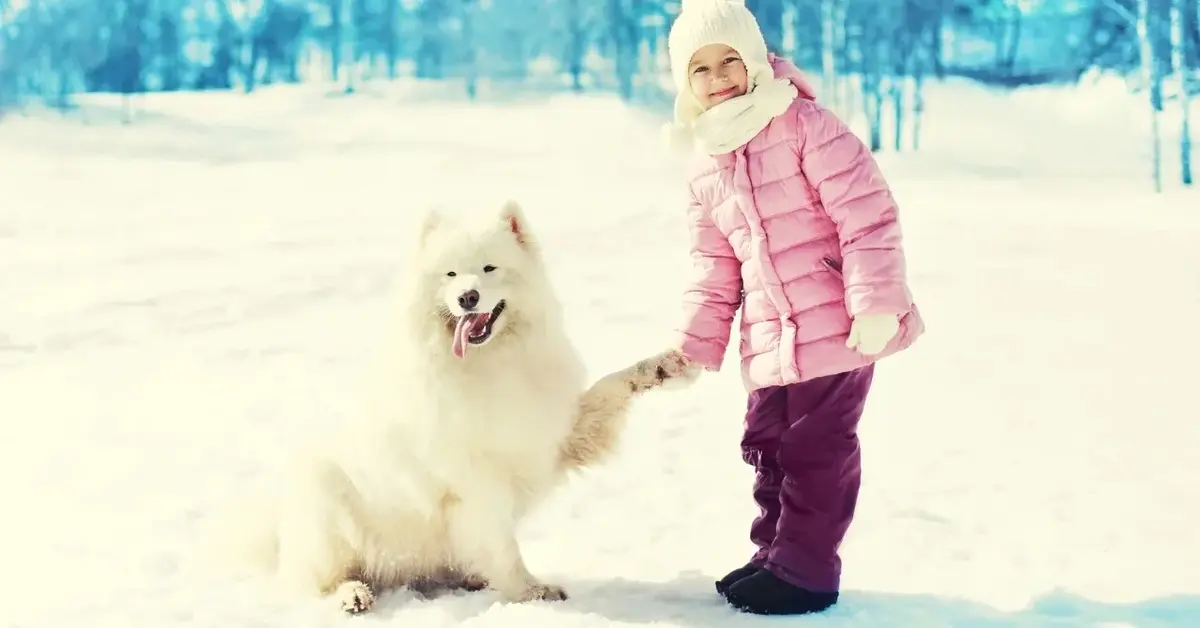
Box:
[676,54,924,392]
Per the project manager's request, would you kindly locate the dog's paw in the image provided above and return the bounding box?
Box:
[456,572,489,592]
[514,583,569,602]
[335,580,375,614]
[626,349,699,393]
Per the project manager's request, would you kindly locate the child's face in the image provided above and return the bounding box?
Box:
[687,44,749,109]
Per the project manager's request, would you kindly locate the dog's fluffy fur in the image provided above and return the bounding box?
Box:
[217,201,695,613]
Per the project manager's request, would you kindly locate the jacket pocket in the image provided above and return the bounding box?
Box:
[821,256,843,277]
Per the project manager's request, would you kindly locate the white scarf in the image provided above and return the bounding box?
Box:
[689,77,799,155]
[691,76,801,154]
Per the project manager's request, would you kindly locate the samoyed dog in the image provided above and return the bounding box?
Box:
[219,200,695,613]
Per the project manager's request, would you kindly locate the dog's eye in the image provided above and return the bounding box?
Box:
[483,265,496,273]
[446,271,456,277]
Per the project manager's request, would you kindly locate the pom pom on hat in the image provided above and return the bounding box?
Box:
[659,86,705,153]
[661,119,697,155]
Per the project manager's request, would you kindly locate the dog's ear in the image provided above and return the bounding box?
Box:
[416,206,443,247]
[498,200,535,249]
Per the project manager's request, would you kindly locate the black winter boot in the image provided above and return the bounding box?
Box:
[724,569,839,615]
[714,563,761,596]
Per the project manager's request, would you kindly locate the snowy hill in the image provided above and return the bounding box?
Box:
[0,78,1197,627]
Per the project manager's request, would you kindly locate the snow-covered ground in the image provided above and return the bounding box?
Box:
[1,79,1198,628]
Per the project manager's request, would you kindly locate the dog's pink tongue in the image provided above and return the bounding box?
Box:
[452,315,474,358]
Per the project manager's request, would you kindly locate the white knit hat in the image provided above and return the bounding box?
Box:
[666,0,773,130]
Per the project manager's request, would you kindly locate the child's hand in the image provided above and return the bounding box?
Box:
[846,314,900,356]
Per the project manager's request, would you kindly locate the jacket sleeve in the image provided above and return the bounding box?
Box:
[675,187,743,371]
[797,102,914,318]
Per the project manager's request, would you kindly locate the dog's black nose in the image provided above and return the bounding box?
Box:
[458,289,480,311]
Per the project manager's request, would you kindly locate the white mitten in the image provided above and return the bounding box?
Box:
[846,314,900,356]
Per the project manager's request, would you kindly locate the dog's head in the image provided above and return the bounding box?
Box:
[411,200,551,359]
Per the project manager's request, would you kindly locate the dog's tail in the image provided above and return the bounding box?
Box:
[560,349,697,470]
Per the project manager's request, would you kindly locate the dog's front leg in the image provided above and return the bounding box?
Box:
[447,491,567,603]
[561,349,698,469]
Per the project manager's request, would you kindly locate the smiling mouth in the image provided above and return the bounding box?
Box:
[711,87,738,98]
[450,300,506,358]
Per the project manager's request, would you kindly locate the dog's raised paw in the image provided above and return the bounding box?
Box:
[336,580,375,614]
[627,349,697,392]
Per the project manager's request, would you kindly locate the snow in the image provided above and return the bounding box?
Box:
[1,78,1198,628]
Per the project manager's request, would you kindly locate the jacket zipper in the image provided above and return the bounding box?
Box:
[821,256,843,277]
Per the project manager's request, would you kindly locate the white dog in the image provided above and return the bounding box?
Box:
[220,200,695,613]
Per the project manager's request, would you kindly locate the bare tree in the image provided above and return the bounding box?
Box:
[606,0,638,101]
[564,0,587,92]
[820,0,841,115]
[1099,0,1163,191]
[1169,0,1193,184]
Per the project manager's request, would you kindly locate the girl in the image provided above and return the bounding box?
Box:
[662,0,925,616]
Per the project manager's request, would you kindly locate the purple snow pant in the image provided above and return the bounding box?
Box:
[741,364,874,593]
